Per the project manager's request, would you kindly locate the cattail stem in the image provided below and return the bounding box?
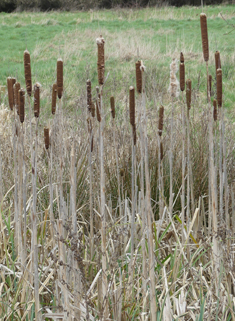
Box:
[181,90,186,244]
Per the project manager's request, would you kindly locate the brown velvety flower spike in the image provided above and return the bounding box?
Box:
[91,103,95,118]
[215,51,221,71]
[24,50,32,96]
[87,80,92,112]
[52,83,57,115]
[129,86,135,127]
[136,60,142,93]
[180,63,185,91]
[110,96,115,119]
[18,88,25,123]
[158,106,164,136]
[7,77,15,110]
[14,82,20,114]
[216,68,222,107]
[96,35,105,85]
[34,83,40,118]
[44,127,50,149]
[57,58,63,99]
[200,13,209,62]
[186,79,192,110]
[208,74,212,97]
[160,142,163,161]
[213,99,217,121]
[180,52,184,63]
[96,95,101,122]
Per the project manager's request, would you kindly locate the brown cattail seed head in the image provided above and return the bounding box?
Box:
[91,102,95,118]
[96,35,105,85]
[7,77,15,110]
[160,142,163,161]
[14,82,21,114]
[180,63,185,91]
[57,58,63,99]
[158,106,164,136]
[24,50,32,96]
[213,99,217,121]
[18,88,25,123]
[129,86,135,127]
[180,52,184,63]
[136,60,142,93]
[216,68,222,107]
[52,83,57,115]
[96,95,101,122]
[133,123,137,146]
[215,51,221,71]
[34,83,40,118]
[186,79,192,110]
[200,13,209,62]
[87,79,92,112]
[110,96,115,119]
[208,74,212,97]
[44,127,50,149]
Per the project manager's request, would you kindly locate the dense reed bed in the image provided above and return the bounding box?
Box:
[0,11,235,321]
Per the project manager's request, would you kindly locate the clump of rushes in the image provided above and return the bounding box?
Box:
[180,51,184,63]
[200,13,209,62]
[186,79,192,110]
[215,51,221,71]
[14,82,20,114]
[44,127,50,149]
[208,75,212,97]
[217,68,222,107]
[96,35,105,85]
[24,50,32,96]
[158,106,164,136]
[18,89,25,123]
[34,83,40,118]
[213,99,217,121]
[51,83,57,115]
[110,96,115,119]
[57,58,63,99]
[135,60,142,93]
[7,77,16,110]
[87,80,92,112]
[180,62,185,91]
[96,95,101,122]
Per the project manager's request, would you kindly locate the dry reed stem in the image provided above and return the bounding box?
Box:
[7,77,15,110]
[87,79,92,112]
[200,13,209,62]
[44,127,49,149]
[136,60,142,93]
[158,106,164,136]
[24,50,32,96]
[217,68,222,107]
[186,79,191,110]
[180,63,185,92]
[110,96,115,119]
[52,83,57,114]
[14,82,20,114]
[96,35,105,85]
[18,89,25,123]
[57,59,63,99]
[215,50,221,71]
[129,86,135,127]
[213,99,217,121]
[34,83,40,118]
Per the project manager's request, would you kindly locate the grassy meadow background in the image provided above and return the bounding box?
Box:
[1,4,235,321]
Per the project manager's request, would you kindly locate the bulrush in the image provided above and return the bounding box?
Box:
[213,99,217,121]
[133,123,137,146]
[135,60,142,93]
[217,68,222,107]
[57,58,63,99]
[14,82,21,114]
[215,51,221,71]
[34,83,40,118]
[87,80,92,113]
[160,142,163,161]
[110,96,115,119]
[18,89,25,123]
[129,86,135,127]
[96,95,101,122]
[96,35,105,85]
[158,106,164,136]
[200,13,209,62]
[208,75,212,97]
[44,127,50,149]
[24,50,32,96]
[186,79,192,109]
[91,103,96,118]
[180,62,185,91]
[7,77,16,110]
[52,83,57,115]
[180,52,184,63]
